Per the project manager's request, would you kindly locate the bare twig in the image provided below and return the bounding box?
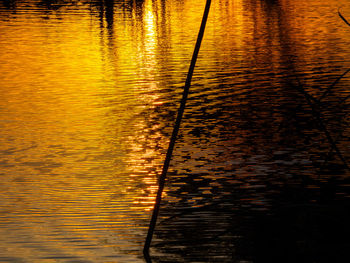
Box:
[291,79,349,170]
[143,0,212,257]
[339,8,350,27]
[319,68,350,102]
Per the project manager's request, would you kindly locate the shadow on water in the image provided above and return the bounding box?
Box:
[146,71,350,262]
[144,1,350,262]
[147,80,350,262]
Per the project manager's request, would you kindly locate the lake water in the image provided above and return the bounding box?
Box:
[0,0,350,262]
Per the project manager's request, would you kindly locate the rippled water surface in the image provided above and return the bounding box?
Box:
[1,0,350,262]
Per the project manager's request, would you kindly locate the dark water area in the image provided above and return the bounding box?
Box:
[0,0,350,262]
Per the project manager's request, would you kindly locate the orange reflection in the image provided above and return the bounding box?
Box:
[0,0,350,261]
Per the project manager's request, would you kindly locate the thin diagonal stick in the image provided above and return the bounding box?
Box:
[318,68,350,102]
[339,8,350,27]
[143,0,212,256]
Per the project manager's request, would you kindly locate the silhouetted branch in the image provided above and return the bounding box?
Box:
[321,135,344,171]
[293,73,321,105]
[292,80,349,171]
[319,68,350,102]
[143,0,212,256]
[339,8,350,27]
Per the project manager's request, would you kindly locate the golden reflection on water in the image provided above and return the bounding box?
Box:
[0,1,171,261]
[0,0,350,262]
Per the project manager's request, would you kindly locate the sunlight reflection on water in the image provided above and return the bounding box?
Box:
[0,0,350,262]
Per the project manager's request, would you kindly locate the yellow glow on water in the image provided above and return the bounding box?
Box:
[0,0,350,261]
[144,0,157,47]
[0,0,349,210]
